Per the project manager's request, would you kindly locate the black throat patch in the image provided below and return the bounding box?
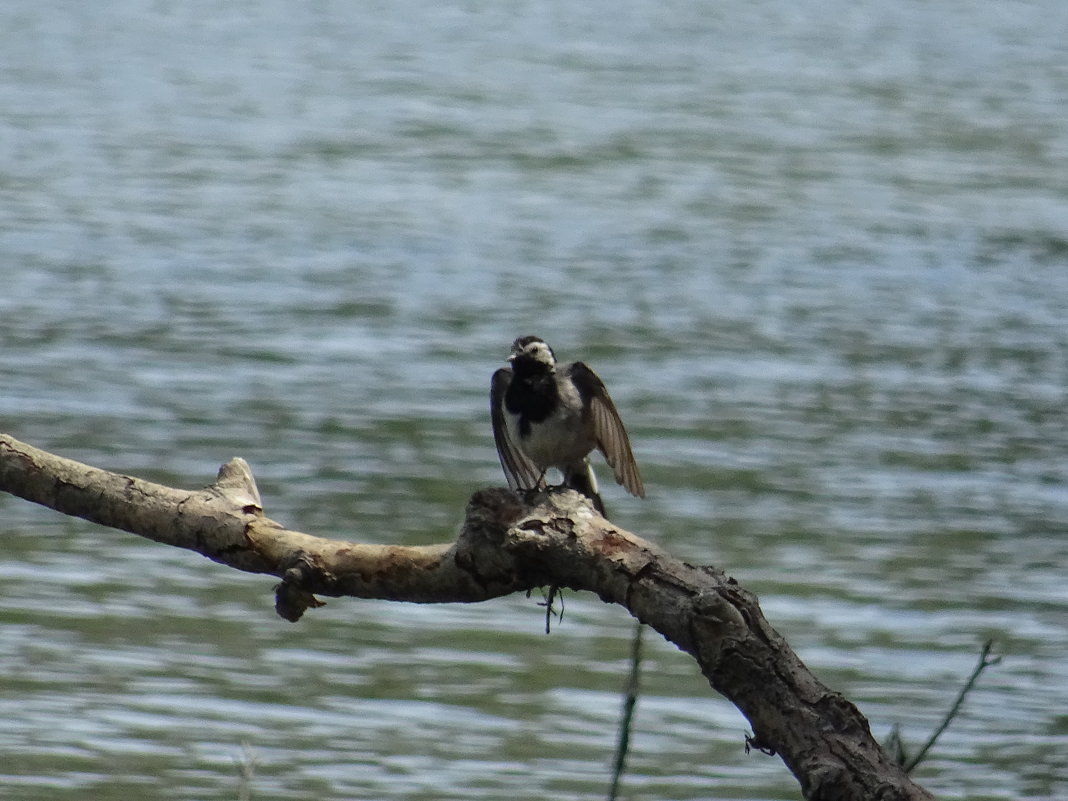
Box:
[505,360,558,437]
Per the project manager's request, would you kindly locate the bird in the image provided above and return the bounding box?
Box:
[490,335,644,515]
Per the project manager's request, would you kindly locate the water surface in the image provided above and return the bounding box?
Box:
[2,1,1067,799]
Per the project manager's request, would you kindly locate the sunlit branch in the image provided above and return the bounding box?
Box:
[0,432,934,801]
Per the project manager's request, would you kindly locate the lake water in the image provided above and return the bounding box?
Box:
[2,1,1067,799]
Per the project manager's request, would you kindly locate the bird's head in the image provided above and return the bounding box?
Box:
[508,335,557,372]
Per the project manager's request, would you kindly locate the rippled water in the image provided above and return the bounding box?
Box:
[2,1,1067,799]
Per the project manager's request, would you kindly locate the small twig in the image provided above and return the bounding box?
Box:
[538,585,564,633]
[744,732,776,756]
[883,723,907,766]
[235,741,258,801]
[607,623,643,801]
[903,639,1000,773]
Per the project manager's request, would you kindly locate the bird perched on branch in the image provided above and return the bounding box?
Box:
[490,335,644,515]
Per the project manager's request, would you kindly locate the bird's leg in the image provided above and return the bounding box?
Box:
[520,470,549,503]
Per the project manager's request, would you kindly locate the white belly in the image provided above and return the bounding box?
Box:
[506,382,594,472]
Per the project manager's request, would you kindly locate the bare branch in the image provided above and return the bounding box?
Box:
[0,433,494,604]
[902,639,1000,773]
[0,432,934,801]
[607,623,643,801]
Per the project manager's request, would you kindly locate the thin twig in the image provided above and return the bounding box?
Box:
[539,585,564,633]
[607,622,644,801]
[236,741,258,801]
[883,723,907,766]
[903,639,1000,773]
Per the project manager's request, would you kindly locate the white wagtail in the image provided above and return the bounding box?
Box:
[490,335,644,515]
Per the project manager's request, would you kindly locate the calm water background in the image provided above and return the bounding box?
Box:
[2,1,1067,799]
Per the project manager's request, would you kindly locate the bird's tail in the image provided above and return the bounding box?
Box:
[563,461,607,517]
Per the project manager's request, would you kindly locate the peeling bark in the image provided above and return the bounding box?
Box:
[0,432,933,801]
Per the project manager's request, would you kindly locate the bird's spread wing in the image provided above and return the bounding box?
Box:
[490,368,544,492]
[568,362,644,498]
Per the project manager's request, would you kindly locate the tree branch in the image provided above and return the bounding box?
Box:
[0,432,933,801]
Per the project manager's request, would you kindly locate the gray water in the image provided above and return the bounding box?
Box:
[2,1,1067,799]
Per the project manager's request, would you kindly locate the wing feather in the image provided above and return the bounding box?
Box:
[490,368,544,491]
[568,362,644,498]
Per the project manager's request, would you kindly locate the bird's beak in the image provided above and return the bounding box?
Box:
[507,352,517,363]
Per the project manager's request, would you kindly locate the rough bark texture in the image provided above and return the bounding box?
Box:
[0,432,934,801]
